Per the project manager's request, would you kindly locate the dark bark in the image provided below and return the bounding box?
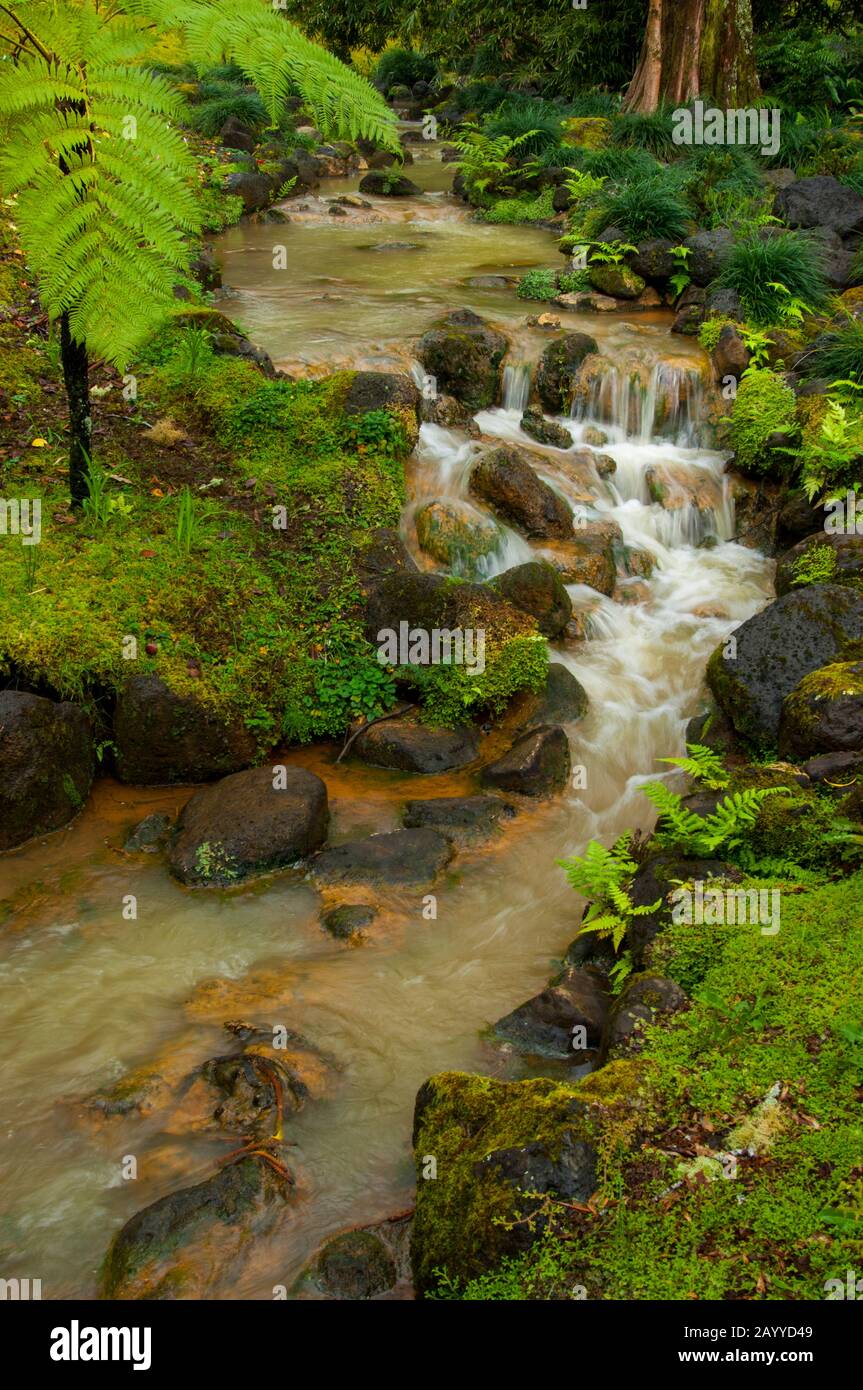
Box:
[60,311,91,506]
[624,0,760,113]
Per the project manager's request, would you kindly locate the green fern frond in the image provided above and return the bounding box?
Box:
[658,743,729,791]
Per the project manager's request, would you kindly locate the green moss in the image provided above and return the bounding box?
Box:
[791,543,838,587]
[435,872,863,1300]
[728,368,797,477]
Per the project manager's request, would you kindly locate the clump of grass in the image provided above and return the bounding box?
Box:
[715,232,828,326]
[610,107,678,159]
[595,173,690,241]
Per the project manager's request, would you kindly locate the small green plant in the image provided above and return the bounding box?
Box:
[558,834,660,990]
[21,544,38,593]
[171,326,215,387]
[516,269,558,301]
[175,486,200,554]
[797,397,863,502]
[589,239,637,266]
[726,368,797,476]
[453,127,541,200]
[595,174,689,241]
[658,743,729,791]
[668,244,692,300]
[194,841,239,882]
[561,169,607,203]
[804,317,863,386]
[81,451,111,527]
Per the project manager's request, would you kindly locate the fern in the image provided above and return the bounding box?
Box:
[641,782,790,857]
[657,743,729,791]
[558,833,659,961]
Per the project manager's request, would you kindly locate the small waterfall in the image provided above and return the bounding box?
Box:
[501,362,532,412]
[572,361,706,446]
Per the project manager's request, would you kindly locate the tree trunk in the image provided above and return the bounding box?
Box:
[60,311,91,506]
[623,0,760,113]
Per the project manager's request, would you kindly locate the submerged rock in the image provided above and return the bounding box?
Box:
[112,675,258,784]
[470,446,573,538]
[480,724,571,796]
[358,171,422,196]
[321,903,376,939]
[402,794,515,842]
[538,526,618,595]
[417,308,508,410]
[101,1155,292,1299]
[168,766,329,885]
[295,1214,412,1300]
[707,586,863,745]
[310,828,453,887]
[350,717,479,773]
[414,498,500,571]
[123,812,171,853]
[0,690,93,851]
[491,560,572,637]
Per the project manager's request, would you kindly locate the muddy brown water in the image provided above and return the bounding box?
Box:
[0,141,774,1298]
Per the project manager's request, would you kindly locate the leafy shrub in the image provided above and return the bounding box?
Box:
[796,396,863,502]
[595,174,689,240]
[483,96,564,154]
[573,145,661,182]
[611,108,678,159]
[187,91,269,136]
[757,30,863,111]
[764,118,858,177]
[449,79,511,116]
[483,187,555,224]
[727,368,797,476]
[516,268,558,300]
[373,46,436,93]
[310,635,396,732]
[715,232,828,326]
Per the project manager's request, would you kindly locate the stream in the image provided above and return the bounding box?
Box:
[0,137,774,1298]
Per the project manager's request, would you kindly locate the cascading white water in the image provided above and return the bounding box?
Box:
[571,361,706,447]
[501,362,532,412]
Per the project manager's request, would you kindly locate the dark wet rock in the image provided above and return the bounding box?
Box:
[321,903,376,939]
[707,586,863,745]
[706,286,744,320]
[313,1231,397,1299]
[508,661,589,730]
[491,560,572,637]
[493,965,609,1058]
[466,274,511,288]
[671,284,707,334]
[480,724,571,796]
[780,660,863,758]
[519,407,573,449]
[683,229,734,285]
[342,370,420,420]
[475,1131,597,1206]
[630,237,675,283]
[535,332,598,413]
[776,492,827,549]
[169,766,329,885]
[358,170,421,197]
[311,828,453,887]
[774,176,863,238]
[470,446,573,538]
[212,331,277,378]
[607,974,688,1057]
[538,522,619,595]
[775,533,863,597]
[0,690,93,851]
[224,170,273,213]
[361,569,533,648]
[100,1156,290,1299]
[355,527,418,592]
[685,706,742,759]
[402,795,515,842]
[195,1049,311,1133]
[419,392,480,434]
[417,308,508,410]
[351,718,479,773]
[112,675,258,784]
[809,226,855,290]
[711,324,749,382]
[801,750,863,785]
[219,116,255,152]
[277,148,323,189]
[123,812,171,853]
[190,243,221,292]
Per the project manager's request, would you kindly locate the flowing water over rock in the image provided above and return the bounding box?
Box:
[0,144,774,1299]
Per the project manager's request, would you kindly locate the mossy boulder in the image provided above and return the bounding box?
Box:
[342,370,421,449]
[506,660,588,730]
[0,690,93,850]
[707,586,863,747]
[491,560,572,638]
[588,264,646,300]
[168,765,329,885]
[560,116,612,148]
[414,498,500,573]
[410,1064,649,1296]
[313,1230,398,1299]
[535,332,598,413]
[350,717,479,773]
[417,308,509,409]
[112,675,259,785]
[362,570,534,646]
[780,660,863,758]
[519,407,574,449]
[469,446,573,538]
